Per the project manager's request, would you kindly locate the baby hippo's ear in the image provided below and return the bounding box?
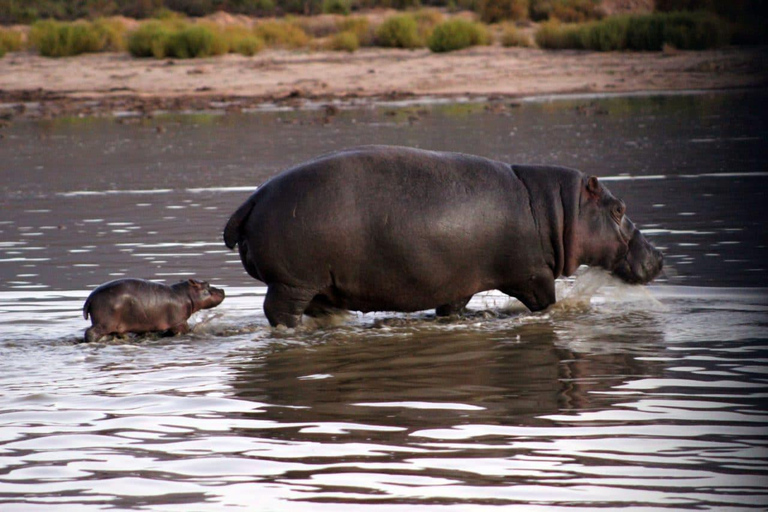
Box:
[586,176,602,200]
[188,279,203,288]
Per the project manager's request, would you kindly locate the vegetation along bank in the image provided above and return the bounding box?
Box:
[0,0,766,58]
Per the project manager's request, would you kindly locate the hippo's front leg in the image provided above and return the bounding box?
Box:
[435,296,472,317]
[501,272,557,313]
[169,322,191,336]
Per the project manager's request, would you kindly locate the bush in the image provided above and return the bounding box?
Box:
[30,20,103,57]
[535,11,730,51]
[322,0,351,14]
[427,18,489,52]
[477,0,528,23]
[233,35,264,55]
[413,8,444,41]
[255,20,311,48]
[327,30,359,51]
[375,14,423,48]
[500,22,532,46]
[224,27,265,55]
[654,11,729,50]
[579,15,627,50]
[128,21,231,59]
[0,28,24,54]
[534,20,583,48]
[338,16,373,45]
[166,24,226,58]
[655,0,768,24]
[127,21,173,58]
[92,17,128,51]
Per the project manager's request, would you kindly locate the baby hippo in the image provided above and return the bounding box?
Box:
[82,278,225,343]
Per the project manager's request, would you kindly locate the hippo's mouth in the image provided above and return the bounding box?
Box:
[612,257,647,285]
[612,250,663,285]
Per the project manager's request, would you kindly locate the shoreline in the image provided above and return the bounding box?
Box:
[1,45,766,119]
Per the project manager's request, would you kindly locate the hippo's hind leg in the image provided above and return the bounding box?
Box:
[305,294,347,319]
[435,296,472,317]
[83,325,107,343]
[264,283,315,328]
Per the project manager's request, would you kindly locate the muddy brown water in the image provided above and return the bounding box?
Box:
[0,91,767,510]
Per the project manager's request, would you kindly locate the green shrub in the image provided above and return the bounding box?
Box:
[413,8,444,41]
[535,11,729,51]
[235,35,265,55]
[500,22,532,46]
[30,20,103,57]
[226,27,265,56]
[166,25,226,58]
[0,28,24,54]
[427,18,489,52]
[328,30,359,51]
[375,14,423,48]
[338,16,373,45]
[622,11,728,50]
[127,21,173,58]
[655,11,729,50]
[92,17,128,51]
[255,20,311,48]
[322,0,351,14]
[655,0,768,25]
[477,0,529,23]
[579,16,627,50]
[534,20,583,48]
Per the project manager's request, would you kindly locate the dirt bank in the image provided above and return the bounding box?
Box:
[0,45,766,118]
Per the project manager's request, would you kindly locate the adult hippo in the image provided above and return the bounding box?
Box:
[224,146,662,328]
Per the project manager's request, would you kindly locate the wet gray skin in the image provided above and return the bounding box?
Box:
[82,278,225,343]
[224,145,662,328]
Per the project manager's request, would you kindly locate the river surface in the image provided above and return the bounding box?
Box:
[1,91,767,510]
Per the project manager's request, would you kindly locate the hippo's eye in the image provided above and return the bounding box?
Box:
[612,203,625,222]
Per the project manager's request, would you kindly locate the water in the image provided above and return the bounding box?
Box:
[1,91,767,510]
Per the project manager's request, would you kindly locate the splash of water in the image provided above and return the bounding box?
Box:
[555,267,666,312]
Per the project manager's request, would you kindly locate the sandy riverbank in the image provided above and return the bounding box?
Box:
[1,45,766,118]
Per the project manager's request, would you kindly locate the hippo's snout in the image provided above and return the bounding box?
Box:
[612,232,663,285]
[206,286,226,308]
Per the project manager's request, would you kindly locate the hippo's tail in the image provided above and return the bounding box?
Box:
[223,193,257,250]
[82,294,92,320]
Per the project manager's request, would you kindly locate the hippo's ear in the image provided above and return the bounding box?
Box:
[188,279,203,288]
[586,176,601,200]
